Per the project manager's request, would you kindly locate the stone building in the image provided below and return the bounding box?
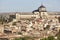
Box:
[0,25,4,33]
[16,4,48,21]
[15,4,60,22]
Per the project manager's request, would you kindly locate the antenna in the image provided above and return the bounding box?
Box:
[41,1,44,6]
[41,3,43,6]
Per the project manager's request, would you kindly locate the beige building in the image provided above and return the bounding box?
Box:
[15,5,60,22]
[0,25,4,33]
[16,5,48,21]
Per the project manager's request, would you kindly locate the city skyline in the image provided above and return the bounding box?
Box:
[0,0,60,12]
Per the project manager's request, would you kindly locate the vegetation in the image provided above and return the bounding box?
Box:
[0,15,13,24]
[58,17,60,23]
[12,22,16,25]
[0,16,7,24]
[44,25,50,30]
[14,36,34,40]
[41,30,60,40]
[18,32,22,35]
[57,30,60,40]
[8,17,13,22]
[40,36,57,40]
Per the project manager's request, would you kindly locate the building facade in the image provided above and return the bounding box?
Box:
[16,4,48,21]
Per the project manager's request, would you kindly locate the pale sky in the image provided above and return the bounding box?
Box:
[0,0,60,12]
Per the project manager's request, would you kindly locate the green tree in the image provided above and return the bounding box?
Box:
[57,30,60,40]
[14,36,34,40]
[12,22,16,25]
[0,16,4,24]
[0,16,8,24]
[58,17,60,23]
[47,36,55,40]
[14,38,22,40]
[40,36,57,40]
[40,38,48,40]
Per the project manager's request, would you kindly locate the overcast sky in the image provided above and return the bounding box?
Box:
[0,0,60,12]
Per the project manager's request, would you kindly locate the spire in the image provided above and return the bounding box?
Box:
[38,3,47,12]
[41,3,43,6]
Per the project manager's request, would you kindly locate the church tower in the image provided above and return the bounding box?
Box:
[38,4,48,19]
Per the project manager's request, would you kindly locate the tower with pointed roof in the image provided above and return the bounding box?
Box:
[38,4,46,12]
[38,4,48,19]
[33,4,48,19]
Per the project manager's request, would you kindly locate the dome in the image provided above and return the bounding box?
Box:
[38,4,47,12]
[32,9,39,13]
[39,4,45,8]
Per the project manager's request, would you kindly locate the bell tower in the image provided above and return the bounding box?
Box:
[38,4,48,19]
